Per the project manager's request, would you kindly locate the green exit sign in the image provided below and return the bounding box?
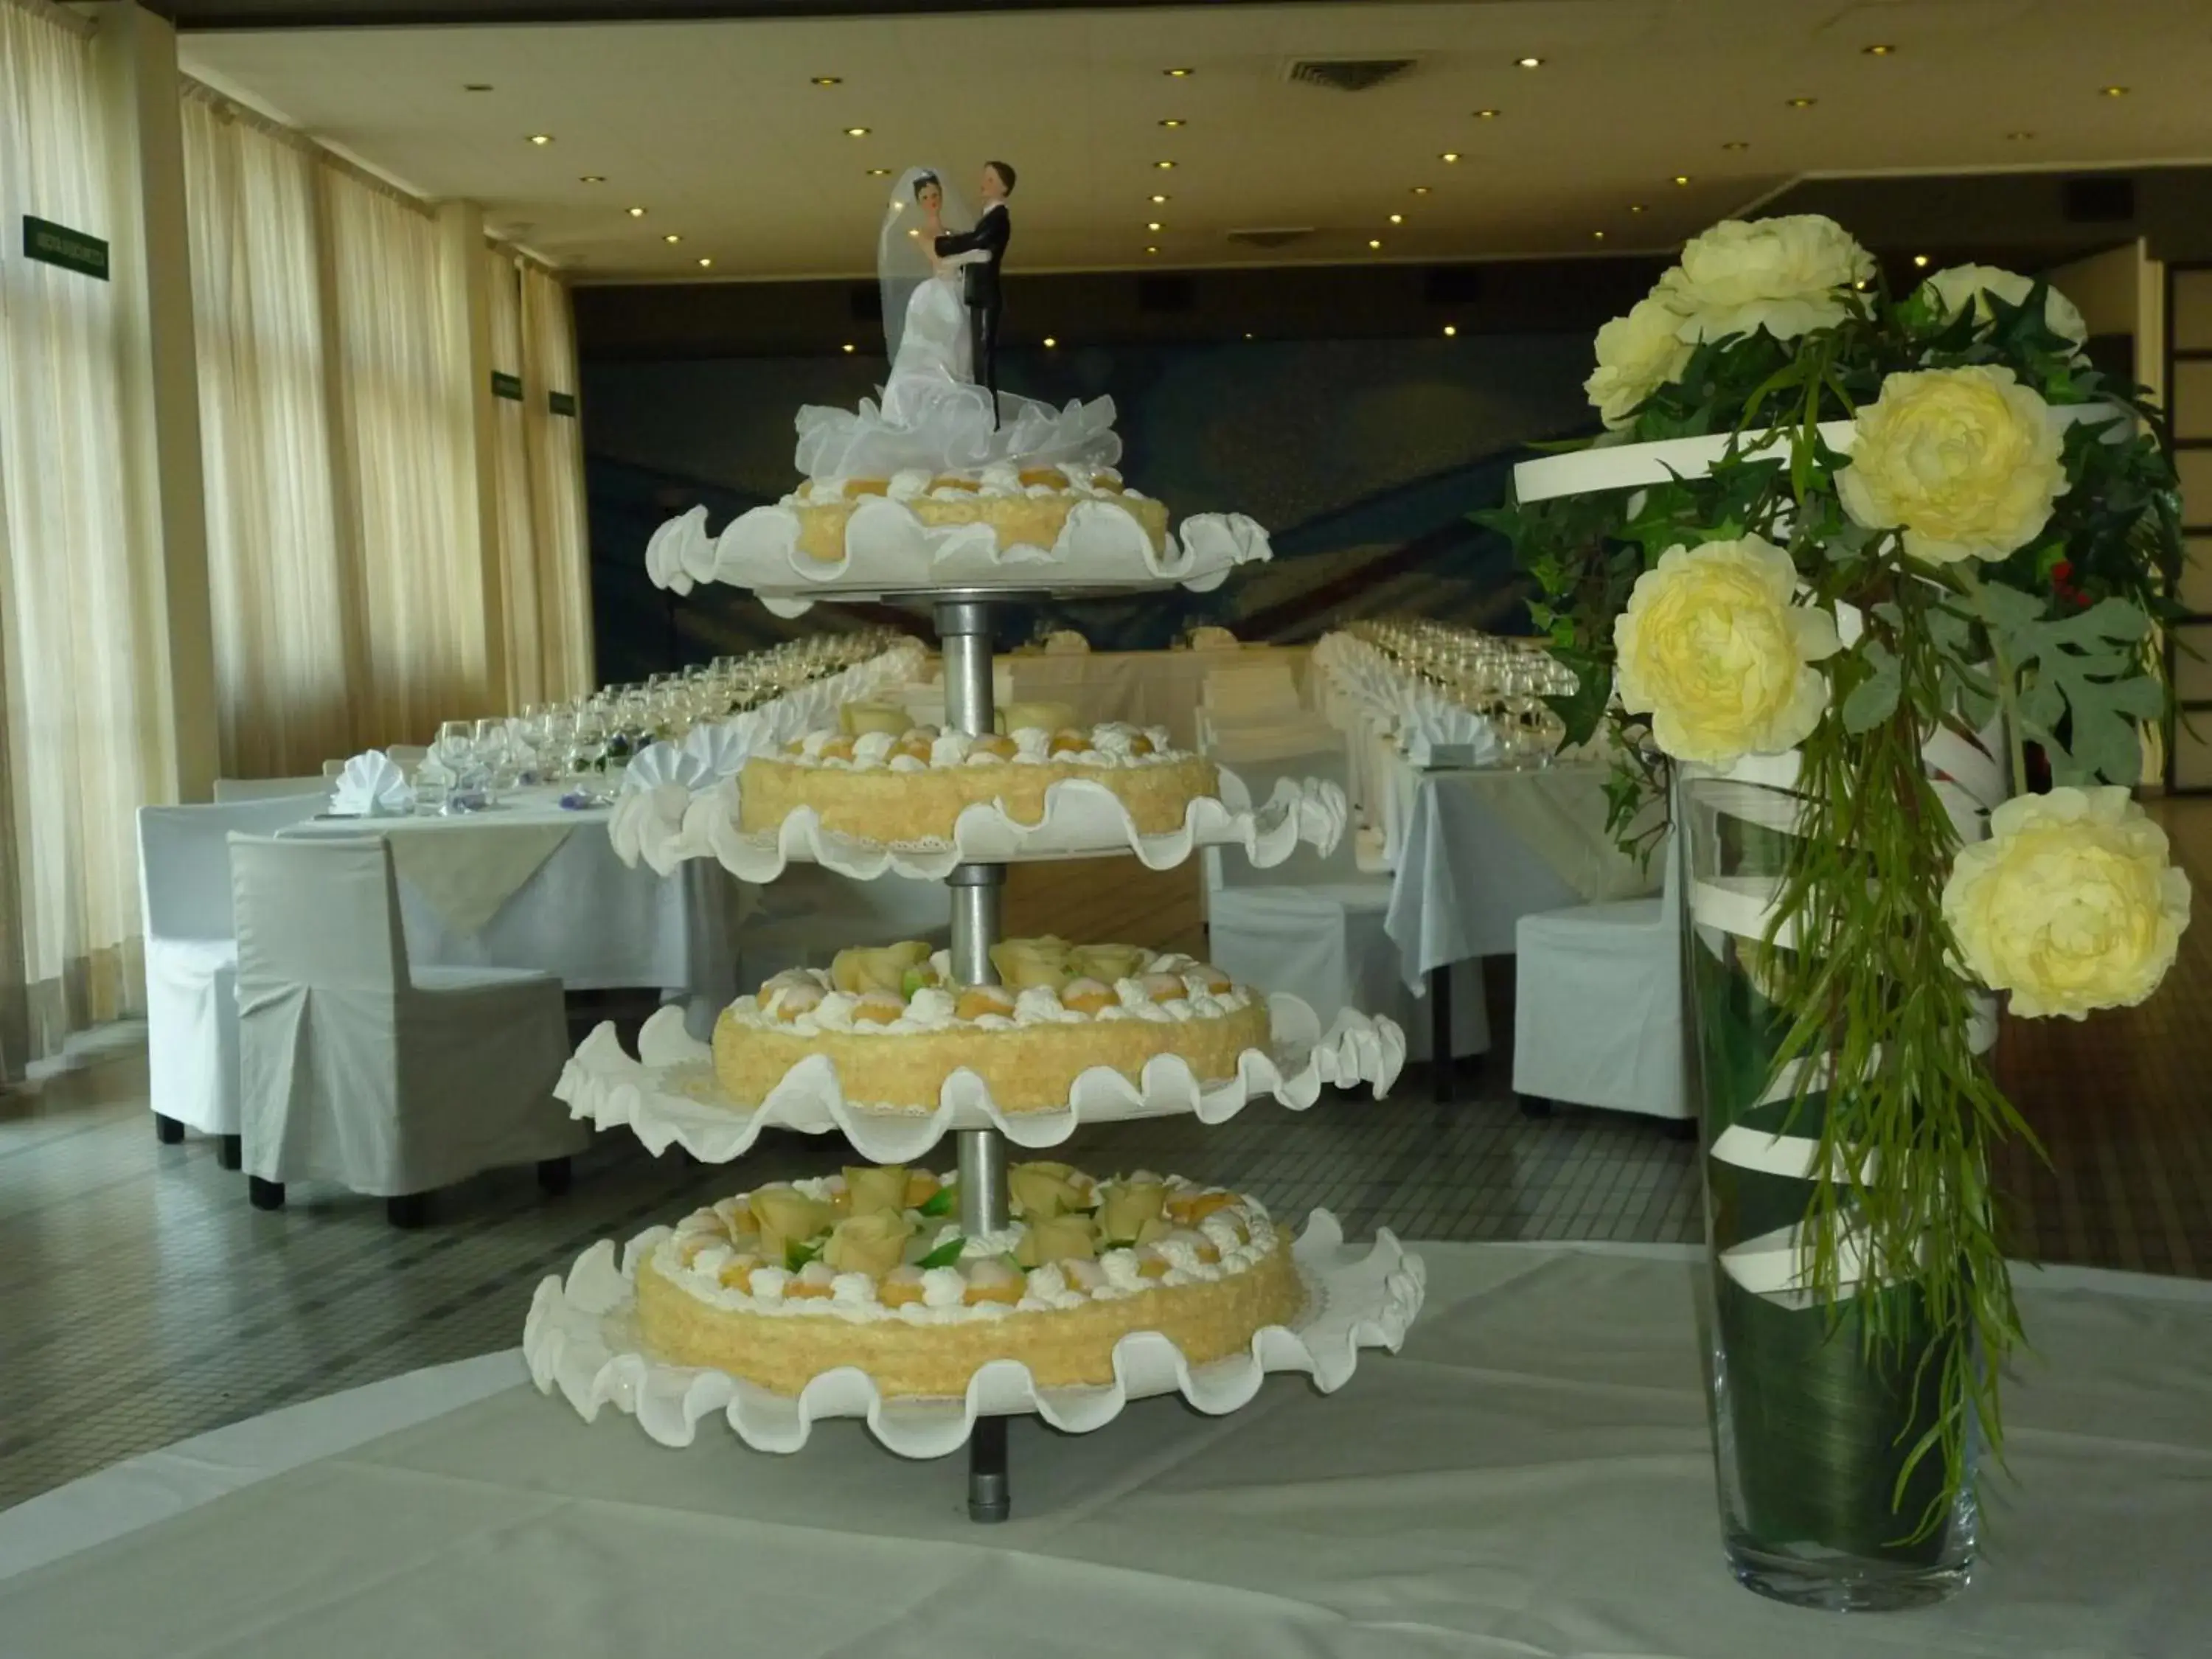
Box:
[491,370,524,401]
[548,390,577,417]
[23,216,108,281]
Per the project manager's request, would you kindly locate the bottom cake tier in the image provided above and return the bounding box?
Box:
[525,1174,1424,1457]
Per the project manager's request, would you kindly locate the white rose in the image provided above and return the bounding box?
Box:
[1941,788,2191,1020]
[1613,535,1842,766]
[1918,264,2089,355]
[1660,215,1874,345]
[1585,292,1694,428]
[1834,366,2068,564]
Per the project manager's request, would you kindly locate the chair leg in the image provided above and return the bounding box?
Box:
[537,1156,572,1196]
[386,1192,432,1229]
[217,1134,243,1171]
[155,1113,185,1146]
[1430,964,1455,1104]
[248,1177,285,1211]
[1660,1116,1697,1143]
[1517,1094,1554,1119]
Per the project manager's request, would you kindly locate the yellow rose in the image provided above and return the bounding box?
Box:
[1613,536,1842,766]
[839,701,910,737]
[822,1210,915,1278]
[1918,264,2089,355]
[748,1185,834,1263]
[841,1165,909,1217]
[1067,943,1151,984]
[1659,215,1873,344]
[1585,292,1694,428]
[830,940,932,995]
[1941,787,2191,1020]
[1014,1213,1098,1269]
[990,936,1072,990]
[997,701,1077,734]
[1096,1179,1167,1245]
[1008,1160,1087,1220]
[1834,366,2068,565]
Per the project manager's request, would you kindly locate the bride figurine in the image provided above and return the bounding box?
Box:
[794,164,1119,483]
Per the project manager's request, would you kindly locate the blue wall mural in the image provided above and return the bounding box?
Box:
[581,333,1597,680]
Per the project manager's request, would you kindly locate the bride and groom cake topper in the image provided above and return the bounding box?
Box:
[880,161,1015,427]
[916,161,1014,420]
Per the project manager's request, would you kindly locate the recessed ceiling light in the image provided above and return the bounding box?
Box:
[662,233,681,244]
[844,126,870,137]
[2005,130,2036,141]
[1628,203,1647,214]
[1440,151,1461,163]
[812,76,842,86]
[1243,332,1253,340]
[1155,160,1177,170]
[627,206,647,217]
[1159,118,1186,128]
[1043,336,1058,348]
[2100,84,2129,97]
[1388,213,1405,225]
[1145,245,1160,254]
[1164,66,1194,77]
[1410,185,1431,195]
[1368,238,1383,249]
[841,343,855,352]
[1720,140,1750,151]
[1475,108,1501,119]
[1863,43,1896,56]
[1150,193,1169,204]
[1672,174,1691,185]
[579,175,605,184]
[697,257,712,268]
[1913,254,1930,267]
[464,83,493,92]
[1443,324,1457,337]
[1592,229,1607,240]
[1515,55,1543,69]
[866,167,893,176]
[1147,220,1164,232]
[1787,96,1816,108]
[528,133,553,145]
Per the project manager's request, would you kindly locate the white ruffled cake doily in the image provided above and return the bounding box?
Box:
[557,997,1407,1165]
[643,500,1272,615]
[608,764,1350,881]
[522,1209,1424,1457]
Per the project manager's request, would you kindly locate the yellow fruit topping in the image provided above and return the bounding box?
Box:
[1060,977,1116,1015]
[1137,972,1188,1003]
[955,984,1017,1020]
[848,478,889,497]
[930,475,979,493]
[830,940,932,995]
[968,732,1018,761]
[852,992,906,1026]
[1169,1189,1239,1228]
[878,1267,927,1307]
[1189,964,1234,996]
[717,1253,761,1291]
[769,984,825,1022]
[1018,466,1068,489]
[1048,728,1090,757]
[817,734,855,762]
[1127,732,1155,757]
[903,1169,941,1208]
[963,1262,1025,1305]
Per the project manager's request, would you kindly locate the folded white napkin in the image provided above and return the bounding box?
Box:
[330,750,414,817]
[621,742,711,794]
[1405,703,1502,768]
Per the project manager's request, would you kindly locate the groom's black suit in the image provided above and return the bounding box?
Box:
[934,201,1009,423]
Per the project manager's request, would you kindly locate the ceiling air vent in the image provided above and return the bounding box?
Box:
[1226,227,1317,251]
[1285,58,1416,93]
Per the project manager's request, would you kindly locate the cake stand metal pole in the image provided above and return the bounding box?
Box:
[936,594,1014,1524]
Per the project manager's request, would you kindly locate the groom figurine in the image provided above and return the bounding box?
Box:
[929,160,1014,425]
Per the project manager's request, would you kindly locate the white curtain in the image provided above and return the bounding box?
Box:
[0,0,165,1067]
[183,91,501,773]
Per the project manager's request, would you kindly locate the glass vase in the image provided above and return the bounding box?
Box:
[1680,765,1978,1611]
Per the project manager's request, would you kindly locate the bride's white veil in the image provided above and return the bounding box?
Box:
[878,165,971,364]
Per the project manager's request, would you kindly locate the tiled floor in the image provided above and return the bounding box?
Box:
[1,799,2205,1512]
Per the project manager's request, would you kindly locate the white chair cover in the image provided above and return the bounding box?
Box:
[229,835,587,1195]
[1201,661,1301,725]
[1204,740,1487,1062]
[212,777,331,803]
[138,799,326,1137]
[1510,834,1685,1119]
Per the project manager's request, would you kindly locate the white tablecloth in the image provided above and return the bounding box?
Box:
[284,793,741,997]
[1382,764,1657,988]
[1004,646,1308,751]
[5,1243,2208,1658]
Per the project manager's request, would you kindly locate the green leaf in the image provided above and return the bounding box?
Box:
[917,1183,956,1217]
[1840,643,1901,733]
[1977,585,2162,785]
[785,1239,822,1273]
[917,1236,966,1270]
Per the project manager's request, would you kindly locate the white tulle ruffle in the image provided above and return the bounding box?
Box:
[555,996,1407,1166]
[795,378,1121,482]
[523,1208,1425,1456]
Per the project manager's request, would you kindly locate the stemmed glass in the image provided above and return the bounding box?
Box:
[431,720,479,813]
[473,717,516,801]
[567,704,609,804]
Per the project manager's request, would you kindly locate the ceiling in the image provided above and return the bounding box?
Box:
[173,0,2212,283]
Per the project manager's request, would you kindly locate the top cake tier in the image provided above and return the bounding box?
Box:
[644,396,1271,611]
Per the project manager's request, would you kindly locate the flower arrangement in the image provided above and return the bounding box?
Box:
[1492,213,2191,1573]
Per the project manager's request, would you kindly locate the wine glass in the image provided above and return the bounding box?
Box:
[567,706,609,804]
[431,720,477,813]
[473,718,515,799]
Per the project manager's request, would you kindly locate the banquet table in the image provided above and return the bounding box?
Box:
[281,790,742,1013]
[4,1242,2207,1658]
[1003,644,1309,751]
